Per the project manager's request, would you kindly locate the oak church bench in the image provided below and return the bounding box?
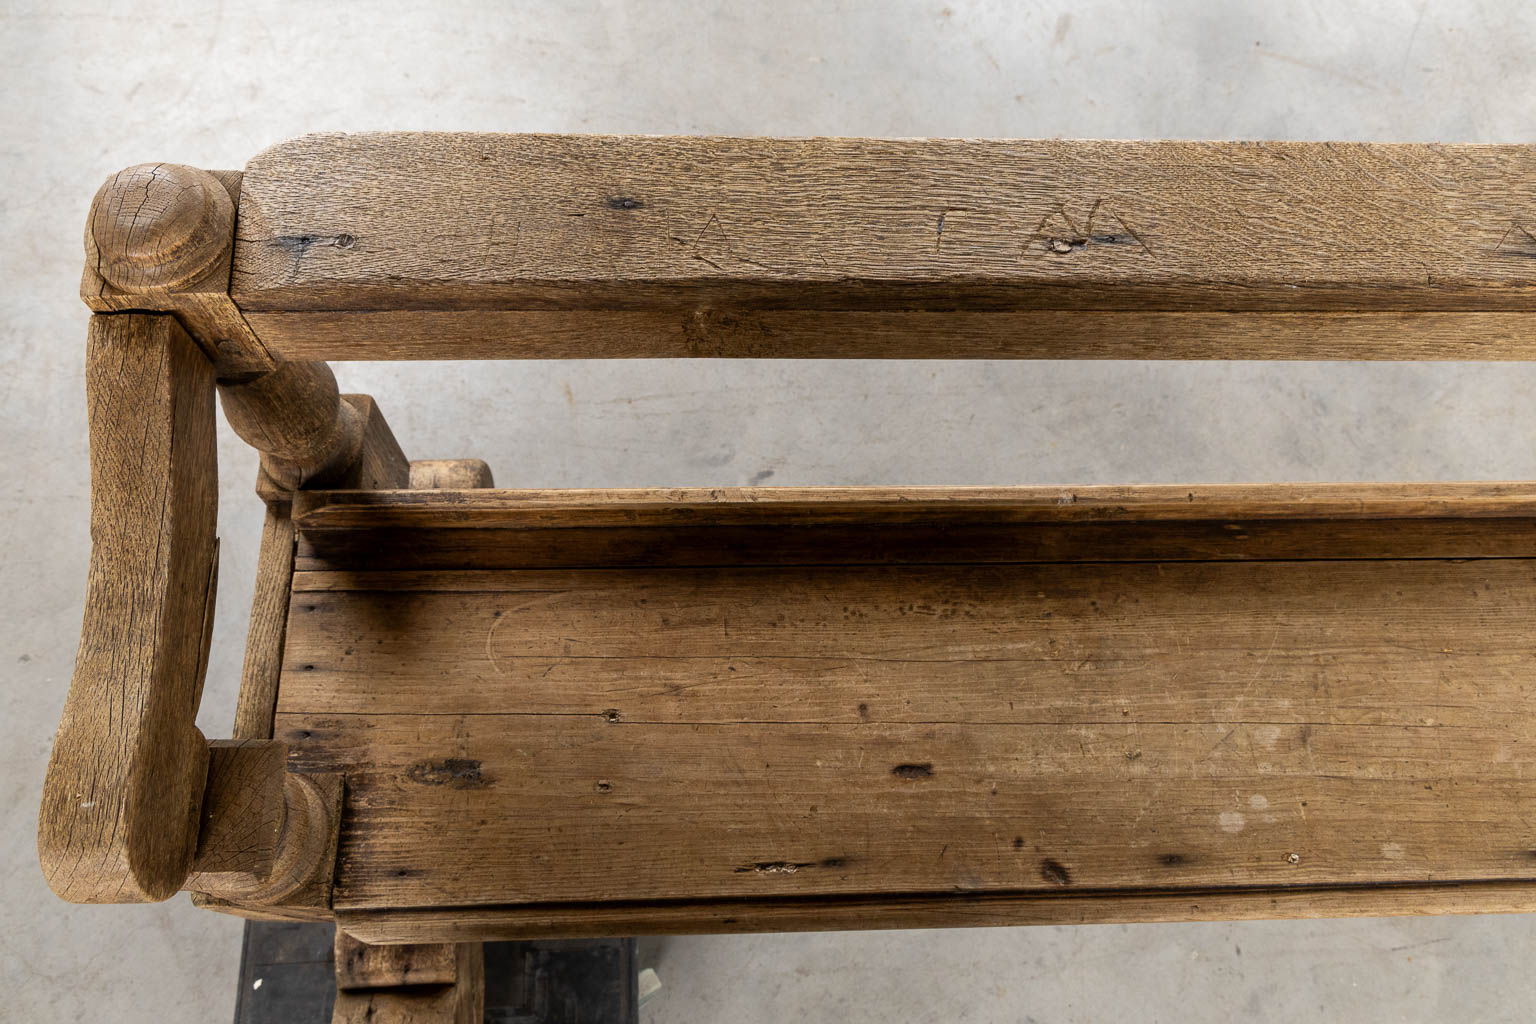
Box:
[41,134,1536,1021]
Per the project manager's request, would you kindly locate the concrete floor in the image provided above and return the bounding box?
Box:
[4,0,1536,1020]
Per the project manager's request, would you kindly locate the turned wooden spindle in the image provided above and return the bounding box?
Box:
[218,361,366,490]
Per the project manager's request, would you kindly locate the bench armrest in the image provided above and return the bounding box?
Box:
[38,313,218,902]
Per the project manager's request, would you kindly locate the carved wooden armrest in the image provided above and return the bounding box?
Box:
[39,165,378,906]
[38,313,219,902]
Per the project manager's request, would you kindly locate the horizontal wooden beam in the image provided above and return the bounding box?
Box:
[230,135,1536,366]
[244,309,1536,362]
[335,880,1536,943]
[290,482,1536,532]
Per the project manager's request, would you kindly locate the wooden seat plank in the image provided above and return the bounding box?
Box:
[271,490,1536,921]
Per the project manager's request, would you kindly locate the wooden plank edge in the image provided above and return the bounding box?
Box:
[244,310,1536,362]
[335,880,1536,944]
[291,482,1536,531]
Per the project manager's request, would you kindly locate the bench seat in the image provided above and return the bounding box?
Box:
[272,484,1536,942]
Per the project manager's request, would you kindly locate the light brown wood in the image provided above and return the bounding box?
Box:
[252,395,411,508]
[233,509,297,740]
[409,459,494,490]
[188,740,287,885]
[334,931,458,990]
[245,308,1536,362]
[294,518,1536,572]
[337,881,1536,944]
[39,314,218,903]
[219,365,410,494]
[82,166,273,376]
[190,771,344,910]
[330,942,483,1024]
[291,482,1536,532]
[230,135,1536,366]
[219,361,364,489]
[55,136,1536,948]
[275,508,1536,922]
[344,394,411,491]
[189,890,335,924]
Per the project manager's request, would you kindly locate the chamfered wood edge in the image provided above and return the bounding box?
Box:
[335,880,1536,944]
[245,309,1536,362]
[333,930,458,990]
[290,482,1536,531]
[188,771,344,912]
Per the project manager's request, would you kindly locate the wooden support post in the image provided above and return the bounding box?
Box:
[330,935,484,1024]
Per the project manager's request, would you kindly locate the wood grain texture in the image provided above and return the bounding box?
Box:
[344,395,410,491]
[329,943,482,1024]
[337,881,1536,943]
[334,931,458,990]
[190,770,343,915]
[294,518,1536,572]
[219,361,364,489]
[39,314,218,903]
[82,167,273,376]
[408,459,494,490]
[276,551,1536,915]
[232,136,1536,357]
[234,509,297,740]
[188,740,288,883]
[245,309,1536,362]
[291,482,1536,532]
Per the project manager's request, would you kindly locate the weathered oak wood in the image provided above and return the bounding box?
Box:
[233,509,298,740]
[39,314,218,903]
[190,771,344,911]
[245,308,1536,362]
[219,361,365,489]
[294,518,1536,572]
[82,165,273,376]
[334,931,458,990]
[276,541,1536,917]
[408,459,494,490]
[336,881,1536,943]
[329,942,482,1024]
[221,365,409,497]
[291,482,1536,532]
[56,135,1536,948]
[188,740,288,885]
[230,135,1536,364]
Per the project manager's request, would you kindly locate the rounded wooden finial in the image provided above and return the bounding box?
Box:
[87,163,234,291]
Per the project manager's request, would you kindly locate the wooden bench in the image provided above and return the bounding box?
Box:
[41,134,1536,1020]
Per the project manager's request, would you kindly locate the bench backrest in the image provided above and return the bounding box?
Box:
[228,134,1536,363]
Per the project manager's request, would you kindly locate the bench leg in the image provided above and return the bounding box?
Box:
[331,931,483,1024]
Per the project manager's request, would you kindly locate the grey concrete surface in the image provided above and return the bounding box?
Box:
[3,0,1535,1020]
